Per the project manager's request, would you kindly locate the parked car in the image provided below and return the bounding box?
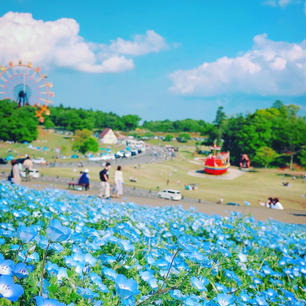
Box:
[157,189,182,201]
[33,158,47,165]
[101,154,115,160]
[124,151,131,158]
[88,156,103,161]
[131,150,138,156]
[115,151,125,158]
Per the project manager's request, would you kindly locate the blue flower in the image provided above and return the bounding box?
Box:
[35,296,66,306]
[0,259,14,276]
[139,271,158,289]
[115,274,140,299]
[17,225,38,243]
[77,287,99,299]
[255,295,269,306]
[118,239,135,252]
[14,262,32,278]
[0,275,24,302]
[190,276,208,291]
[46,219,71,243]
[215,293,234,306]
[102,267,118,281]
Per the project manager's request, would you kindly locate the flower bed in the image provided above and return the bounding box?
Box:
[0,181,305,306]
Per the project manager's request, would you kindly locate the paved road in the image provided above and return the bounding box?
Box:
[0,147,172,169]
[2,173,304,225]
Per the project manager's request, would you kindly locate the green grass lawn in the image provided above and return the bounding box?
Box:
[0,127,125,162]
[37,154,306,211]
[2,128,305,211]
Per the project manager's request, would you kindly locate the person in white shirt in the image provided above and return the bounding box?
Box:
[114,165,124,198]
[271,197,284,210]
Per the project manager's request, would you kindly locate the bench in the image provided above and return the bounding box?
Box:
[68,182,88,191]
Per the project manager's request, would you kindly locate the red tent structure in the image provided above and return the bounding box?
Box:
[202,143,230,175]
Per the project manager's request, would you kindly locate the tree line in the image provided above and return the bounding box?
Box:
[45,104,141,132]
[216,101,306,168]
[142,119,212,134]
[0,99,305,168]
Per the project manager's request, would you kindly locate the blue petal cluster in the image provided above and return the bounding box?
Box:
[0,181,305,305]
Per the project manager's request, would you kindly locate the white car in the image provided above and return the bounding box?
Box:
[124,151,131,158]
[157,189,182,201]
[32,158,46,165]
[101,154,115,160]
[116,151,125,158]
[88,156,103,161]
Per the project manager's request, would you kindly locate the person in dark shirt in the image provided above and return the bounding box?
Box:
[99,162,111,199]
[78,169,90,190]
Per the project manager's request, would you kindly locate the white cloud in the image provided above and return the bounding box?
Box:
[169,34,306,96]
[263,0,297,7]
[109,30,168,56]
[0,12,167,73]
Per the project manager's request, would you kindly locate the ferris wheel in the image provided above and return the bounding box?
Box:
[0,60,54,122]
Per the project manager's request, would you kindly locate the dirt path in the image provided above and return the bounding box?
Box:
[18,180,306,225]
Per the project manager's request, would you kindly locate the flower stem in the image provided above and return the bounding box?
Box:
[14,242,23,262]
[39,242,50,296]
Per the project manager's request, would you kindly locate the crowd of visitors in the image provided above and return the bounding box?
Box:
[7,155,290,210]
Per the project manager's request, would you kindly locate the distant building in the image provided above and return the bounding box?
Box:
[99,128,118,144]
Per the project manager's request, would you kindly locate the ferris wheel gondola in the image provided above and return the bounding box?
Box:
[0,60,54,122]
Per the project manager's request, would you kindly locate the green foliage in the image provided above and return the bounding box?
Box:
[121,115,141,131]
[0,100,38,142]
[177,133,191,143]
[223,102,306,167]
[253,146,278,168]
[143,119,209,133]
[43,117,55,129]
[164,134,173,142]
[213,106,227,145]
[49,105,139,132]
[298,148,306,167]
[72,129,99,154]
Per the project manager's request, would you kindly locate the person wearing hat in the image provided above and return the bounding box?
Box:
[78,168,90,190]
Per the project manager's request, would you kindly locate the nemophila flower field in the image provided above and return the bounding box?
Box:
[0,182,305,306]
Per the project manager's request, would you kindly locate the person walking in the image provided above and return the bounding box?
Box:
[114,165,124,198]
[9,160,21,184]
[99,162,111,199]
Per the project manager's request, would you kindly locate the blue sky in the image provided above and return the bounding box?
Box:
[0,0,305,121]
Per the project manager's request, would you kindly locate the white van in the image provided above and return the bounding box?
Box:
[157,189,182,201]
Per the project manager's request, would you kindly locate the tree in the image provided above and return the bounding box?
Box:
[213,106,226,127]
[72,129,99,154]
[253,147,278,168]
[121,115,141,131]
[0,100,38,142]
[298,148,306,168]
[213,106,227,145]
[43,117,55,129]
[164,134,173,142]
[177,133,191,143]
